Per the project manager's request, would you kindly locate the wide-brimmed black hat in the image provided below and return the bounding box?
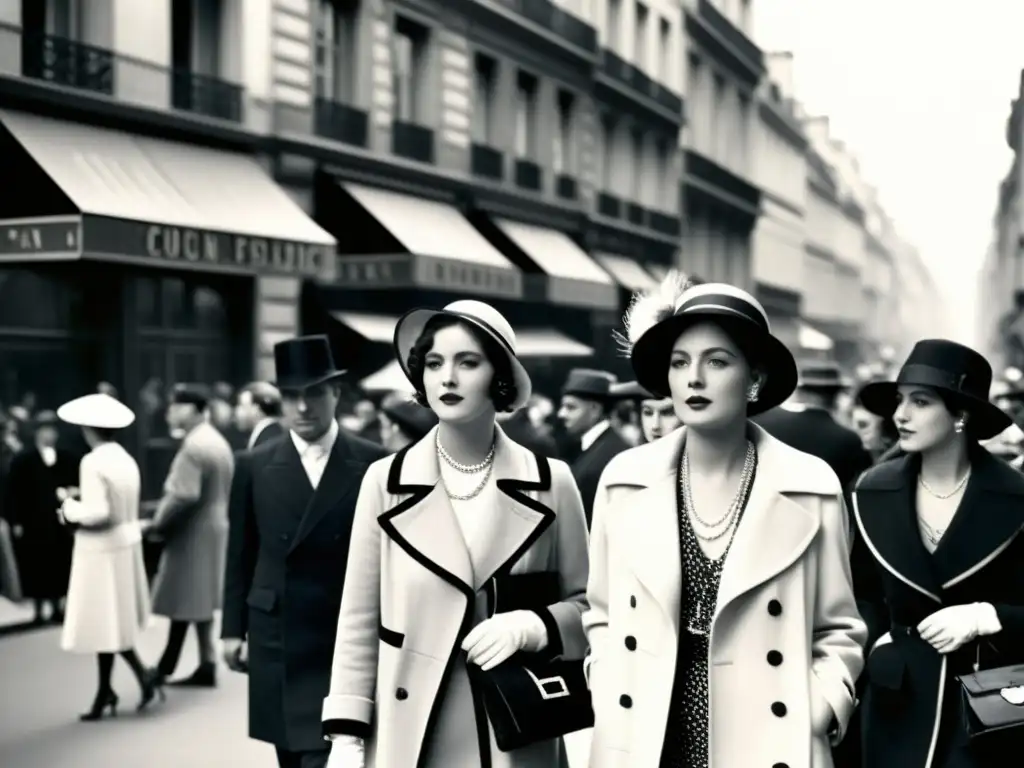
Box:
[628,283,797,416]
[859,339,1011,439]
[273,335,347,391]
[562,369,617,401]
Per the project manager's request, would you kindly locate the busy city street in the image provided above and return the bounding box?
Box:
[0,608,267,767]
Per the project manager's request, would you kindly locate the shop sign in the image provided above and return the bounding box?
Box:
[0,219,80,256]
[336,256,411,287]
[81,216,332,278]
[417,257,522,298]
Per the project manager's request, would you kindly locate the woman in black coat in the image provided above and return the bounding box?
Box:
[853,340,1024,767]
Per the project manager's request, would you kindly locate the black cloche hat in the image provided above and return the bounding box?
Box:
[273,335,347,391]
[859,339,1011,440]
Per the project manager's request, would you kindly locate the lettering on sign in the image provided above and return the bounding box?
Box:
[144,225,327,277]
[428,260,518,294]
[0,220,79,256]
[337,259,399,285]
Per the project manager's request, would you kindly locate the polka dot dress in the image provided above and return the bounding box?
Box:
[658,451,757,768]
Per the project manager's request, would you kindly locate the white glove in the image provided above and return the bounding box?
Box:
[461,610,549,671]
[326,736,364,768]
[917,603,1002,654]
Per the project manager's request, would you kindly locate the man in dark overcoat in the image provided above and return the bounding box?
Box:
[221,335,386,768]
[557,368,629,526]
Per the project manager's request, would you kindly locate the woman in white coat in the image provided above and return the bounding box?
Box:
[57,393,162,721]
[323,300,591,768]
[584,276,866,768]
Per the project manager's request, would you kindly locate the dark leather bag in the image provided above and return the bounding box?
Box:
[467,571,594,752]
[958,662,1024,740]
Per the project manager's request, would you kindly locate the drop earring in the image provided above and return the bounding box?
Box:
[954,419,965,433]
[747,383,760,403]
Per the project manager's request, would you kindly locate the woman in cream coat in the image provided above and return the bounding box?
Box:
[585,277,866,768]
[323,300,590,768]
[57,394,160,720]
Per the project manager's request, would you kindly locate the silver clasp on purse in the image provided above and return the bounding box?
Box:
[525,668,570,700]
[999,685,1024,705]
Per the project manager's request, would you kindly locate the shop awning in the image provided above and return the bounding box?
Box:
[0,109,335,279]
[492,219,618,310]
[329,311,397,343]
[799,322,834,351]
[593,253,658,292]
[360,360,414,393]
[336,183,522,299]
[517,329,594,358]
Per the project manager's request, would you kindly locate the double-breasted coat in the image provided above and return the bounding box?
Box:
[853,446,1024,767]
[322,425,591,768]
[584,424,867,768]
[151,421,235,621]
[222,428,386,752]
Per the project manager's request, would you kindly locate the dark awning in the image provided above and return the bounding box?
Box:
[0,109,336,279]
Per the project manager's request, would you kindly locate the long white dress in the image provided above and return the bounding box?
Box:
[60,441,151,653]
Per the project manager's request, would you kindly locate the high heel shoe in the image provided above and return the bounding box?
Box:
[137,668,166,713]
[79,690,118,721]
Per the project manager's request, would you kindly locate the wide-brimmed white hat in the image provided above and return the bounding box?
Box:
[57,393,135,430]
[394,300,532,411]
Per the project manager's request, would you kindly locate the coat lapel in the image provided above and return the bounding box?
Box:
[265,437,314,519]
[853,454,943,602]
[289,433,365,554]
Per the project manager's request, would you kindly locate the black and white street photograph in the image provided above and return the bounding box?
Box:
[1,0,1023,766]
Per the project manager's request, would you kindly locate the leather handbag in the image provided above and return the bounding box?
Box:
[957,662,1024,740]
[467,571,594,752]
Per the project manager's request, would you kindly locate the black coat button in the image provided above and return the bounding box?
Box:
[767,650,783,666]
[619,694,632,708]
[624,636,637,651]
[630,595,637,608]
[771,701,787,717]
[773,764,790,768]
[768,599,783,616]
[396,688,408,700]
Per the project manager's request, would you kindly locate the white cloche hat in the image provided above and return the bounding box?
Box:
[57,393,136,430]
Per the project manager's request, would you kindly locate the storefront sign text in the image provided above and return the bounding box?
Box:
[0,219,80,256]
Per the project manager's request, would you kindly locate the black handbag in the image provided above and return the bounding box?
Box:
[957,662,1024,740]
[467,571,594,752]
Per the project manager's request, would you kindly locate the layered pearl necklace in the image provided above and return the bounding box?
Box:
[436,432,495,501]
[681,440,756,543]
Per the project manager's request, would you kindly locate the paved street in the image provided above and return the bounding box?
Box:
[0,614,270,768]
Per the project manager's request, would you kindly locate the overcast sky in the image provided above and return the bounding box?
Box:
[754,0,1024,344]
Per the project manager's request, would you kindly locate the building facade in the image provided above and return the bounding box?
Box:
[680,0,762,288]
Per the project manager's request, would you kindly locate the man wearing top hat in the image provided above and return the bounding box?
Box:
[754,362,872,497]
[221,335,386,768]
[557,367,630,526]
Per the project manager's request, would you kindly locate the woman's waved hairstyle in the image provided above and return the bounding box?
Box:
[405,315,519,413]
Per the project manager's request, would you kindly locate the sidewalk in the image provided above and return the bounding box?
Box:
[0,597,42,637]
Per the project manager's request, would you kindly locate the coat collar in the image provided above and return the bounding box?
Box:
[605,423,834,632]
[854,445,1024,599]
[379,425,555,596]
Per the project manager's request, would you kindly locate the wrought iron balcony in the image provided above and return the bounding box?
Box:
[626,203,647,227]
[21,30,114,96]
[315,98,368,148]
[488,0,598,54]
[514,159,542,191]
[171,70,243,123]
[556,174,578,201]
[597,192,622,219]
[649,212,682,237]
[689,0,765,84]
[392,120,435,164]
[598,50,683,122]
[471,143,504,180]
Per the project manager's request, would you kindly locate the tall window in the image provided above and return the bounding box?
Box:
[631,128,644,201]
[553,90,575,174]
[472,54,497,145]
[634,2,648,70]
[607,0,622,50]
[393,16,429,123]
[514,71,538,159]
[601,114,615,188]
[315,0,359,103]
[658,17,671,83]
[171,0,224,76]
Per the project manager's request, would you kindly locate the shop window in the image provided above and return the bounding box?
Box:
[0,269,73,330]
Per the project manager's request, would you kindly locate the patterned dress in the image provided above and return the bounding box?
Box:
[658,453,757,768]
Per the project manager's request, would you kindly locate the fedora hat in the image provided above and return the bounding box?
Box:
[859,339,1011,440]
[797,362,851,392]
[273,335,347,391]
[57,394,135,430]
[619,277,797,416]
[563,369,618,401]
[608,380,658,401]
[393,300,532,410]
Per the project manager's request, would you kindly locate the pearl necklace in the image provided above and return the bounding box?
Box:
[681,441,756,542]
[437,432,495,501]
[919,468,971,500]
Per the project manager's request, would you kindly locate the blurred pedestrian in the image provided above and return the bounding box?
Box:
[235,381,285,450]
[149,383,235,689]
[378,398,437,452]
[56,394,162,721]
[609,380,681,444]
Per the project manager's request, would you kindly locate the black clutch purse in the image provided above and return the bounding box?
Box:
[467,571,593,752]
[957,662,1024,740]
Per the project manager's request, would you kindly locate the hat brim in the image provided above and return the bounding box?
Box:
[630,313,797,417]
[859,381,1012,440]
[57,395,135,430]
[394,308,532,411]
[272,371,347,392]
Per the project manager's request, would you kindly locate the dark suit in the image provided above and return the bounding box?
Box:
[222,429,386,762]
[250,421,285,450]
[571,425,629,527]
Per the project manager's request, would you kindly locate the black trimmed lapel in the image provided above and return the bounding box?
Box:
[289,433,365,554]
